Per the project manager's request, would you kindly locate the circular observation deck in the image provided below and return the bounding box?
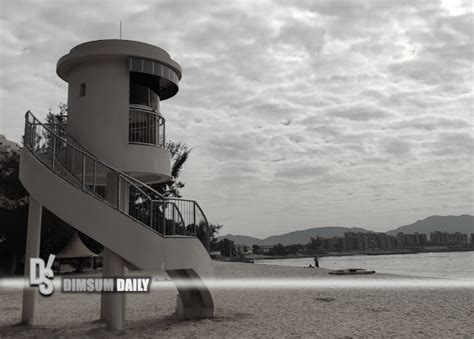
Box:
[57,39,182,100]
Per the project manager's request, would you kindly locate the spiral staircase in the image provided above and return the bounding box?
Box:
[19,111,214,326]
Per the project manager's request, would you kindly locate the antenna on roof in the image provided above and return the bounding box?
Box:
[119,21,122,39]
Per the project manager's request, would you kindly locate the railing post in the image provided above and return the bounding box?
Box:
[155,114,158,146]
[206,222,210,253]
[163,120,165,145]
[52,136,56,171]
[117,175,121,210]
[172,204,175,236]
[71,146,75,172]
[156,118,162,146]
[81,154,86,191]
[24,115,28,147]
[193,203,197,236]
[31,123,36,151]
[162,200,166,236]
[92,161,96,194]
[150,200,154,230]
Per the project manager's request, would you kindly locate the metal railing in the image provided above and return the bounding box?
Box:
[24,111,209,245]
[129,105,165,147]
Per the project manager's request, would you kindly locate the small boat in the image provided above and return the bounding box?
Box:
[328,268,376,275]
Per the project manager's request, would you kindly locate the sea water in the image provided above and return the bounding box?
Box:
[255,251,474,280]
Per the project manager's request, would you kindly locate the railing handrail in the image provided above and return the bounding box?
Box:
[24,110,209,232]
[129,104,163,116]
[129,105,166,147]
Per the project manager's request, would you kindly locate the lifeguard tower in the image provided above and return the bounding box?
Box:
[19,40,214,330]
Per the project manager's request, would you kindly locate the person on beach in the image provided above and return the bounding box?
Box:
[314,256,319,268]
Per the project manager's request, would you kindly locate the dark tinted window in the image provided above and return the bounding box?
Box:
[130,72,160,109]
[80,83,86,97]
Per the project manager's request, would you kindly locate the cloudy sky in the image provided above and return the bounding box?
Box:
[0,0,472,237]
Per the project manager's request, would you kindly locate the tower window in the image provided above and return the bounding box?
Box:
[80,83,86,97]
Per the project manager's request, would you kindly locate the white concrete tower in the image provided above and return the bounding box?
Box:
[20,40,214,330]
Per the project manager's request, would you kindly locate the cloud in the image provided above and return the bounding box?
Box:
[325,103,394,121]
[383,139,412,157]
[388,116,471,131]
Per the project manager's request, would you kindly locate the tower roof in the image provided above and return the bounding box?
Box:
[56,39,182,100]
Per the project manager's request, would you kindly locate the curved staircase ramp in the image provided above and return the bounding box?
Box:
[20,111,213,278]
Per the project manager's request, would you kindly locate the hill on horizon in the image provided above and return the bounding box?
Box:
[220,226,372,246]
[386,215,474,236]
[220,215,474,246]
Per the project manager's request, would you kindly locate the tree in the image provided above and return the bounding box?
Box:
[215,238,235,257]
[252,244,262,254]
[208,224,223,251]
[194,222,222,252]
[306,236,323,253]
[45,103,68,139]
[285,244,304,255]
[151,142,192,198]
[0,150,80,275]
[269,243,288,256]
[0,151,28,209]
[0,151,28,275]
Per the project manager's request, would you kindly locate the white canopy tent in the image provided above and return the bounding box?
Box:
[55,231,98,272]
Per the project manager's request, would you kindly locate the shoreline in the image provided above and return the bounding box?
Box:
[230,247,474,261]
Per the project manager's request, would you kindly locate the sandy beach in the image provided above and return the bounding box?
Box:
[0,261,473,337]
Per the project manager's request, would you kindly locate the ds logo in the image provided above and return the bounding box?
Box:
[30,254,55,296]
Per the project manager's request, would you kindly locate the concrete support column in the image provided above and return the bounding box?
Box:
[21,197,43,325]
[122,266,128,321]
[167,269,215,320]
[101,248,125,330]
[100,174,128,328]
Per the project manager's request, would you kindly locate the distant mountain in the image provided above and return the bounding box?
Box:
[220,215,474,246]
[219,235,262,246]
[220,226,373,246]
[387,215,474,236]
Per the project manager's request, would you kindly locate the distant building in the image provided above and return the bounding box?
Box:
[396,232,427,247]
[343,232,395,251]
[259,245,274,254]
[453,232,468,245]
[0,135,20,159]
[376,233,394,250]
[209,251,222,260]
[396,232,404,246]
[235,245,253,255]
[417,233,428,245]
[430,231,448,245]
[430,231,469,246]
[322,237,341,251]
[343,232,361,251]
